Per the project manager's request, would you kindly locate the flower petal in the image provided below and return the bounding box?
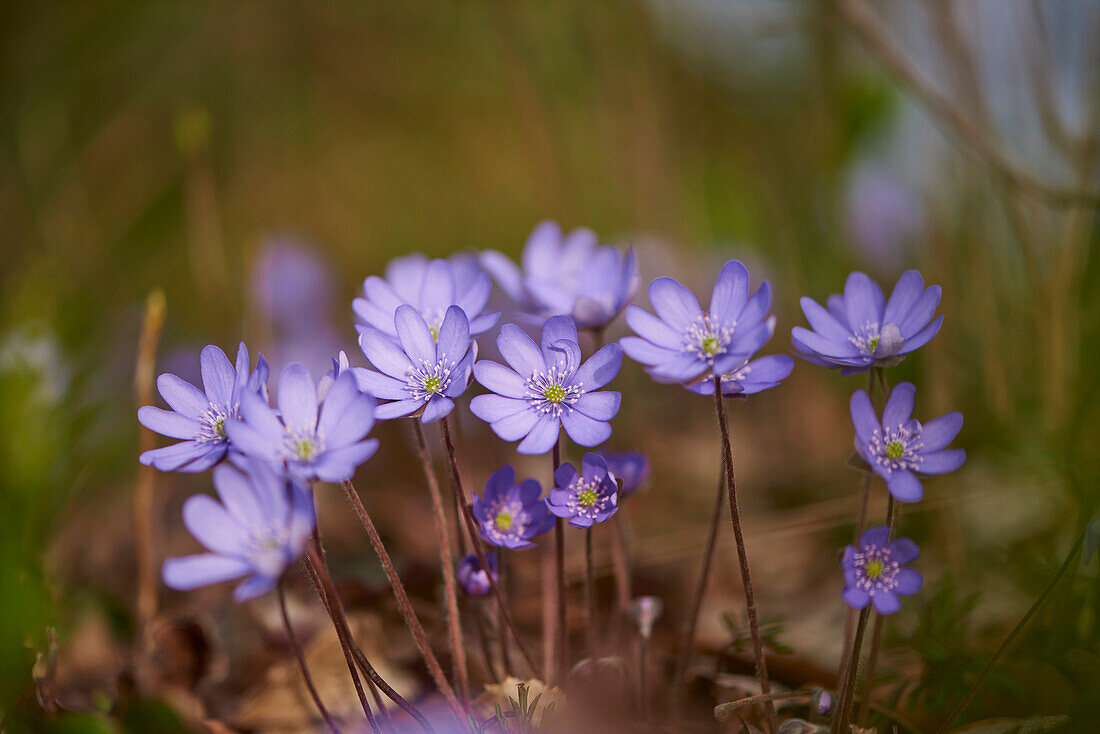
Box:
[470,394,527,423]
[139,406,201,439]
[488,409,540,442]
[497,324,545,377]
[648,277,703,331]
[872,590,901,615]
[920,412,963,452]
[888,537,920,564]
[212,464,265,527]
[516,416,560,455]
[893,567,923,595]
[885,469,923,502]
[163,554,251,591]
[842,585,870,610]
[183,494,248,555]
[859,525,890,550]
[883,270,925,325]
[561,410,612,447]
[897,285,942,336]
[799,296,851,341]
[277,363,319,433]
[708,260,750,325]
[140,441,223,472]
[882,382,917,428]
[917,448,966,475]
[418,259,456,314]
[574,391,621,421]
[625,305,681,350]
[359,328,414,380]
[420,396,455,423]
[849,390,879,446]
[201,345,236,405]
[374,399,423,420]
[356,370,409,400]
[312,440,380,483]
[157,373,210,419]
[474,361,527,399]
[395,305,437,365]
[436,306,471,365]
[843,272,885,331]
[573,344,623,391]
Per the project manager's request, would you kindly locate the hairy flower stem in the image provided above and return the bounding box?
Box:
[278,579,342,734]
[712,377,777,732]
[553,440,568,682]
[833,607,871,734]
[584,527,596,657]
[670,455,726,709]
[857,496,898,726]
[470,599,501,683]
[934,529,1087,734]
[609,516,632,615]
[411,420,470,704]
[339,479,465,719]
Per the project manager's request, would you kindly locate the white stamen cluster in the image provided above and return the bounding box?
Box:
[405,358,455,402]
[283,427,325,463]
[852,544,900,596]
[197,402,237,443]
[525,364,583,418]
[870,424,923,473]
[246,524,292,576]
[849,321,882,356]
[564,476,613,520]
[683,315,734,362]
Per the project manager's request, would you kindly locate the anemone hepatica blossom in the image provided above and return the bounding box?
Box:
[841,525,923,615]
[851,382,965,502]
[353,253,499,341]
[480,220,639,331]
[471,316,623,455]
[472,466,554,549]
[621,260,778,388]
[792,270,943,374]
[599,450,650,497]
[357,305,476,423]
[457,552,498,596]
[226,364,379,483]
[547,453,619,528]
[162,460,315,602]
[138,343,269,473]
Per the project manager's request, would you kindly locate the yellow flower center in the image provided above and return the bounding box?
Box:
[428,325,439,342]
[865,559,885,579]
[423,375,442,394]
[543,384,566,403]
[701,336,721,356]
[886,440,904,460]
[295,438,317,460]
[494,512,514,531]
[578,489,598,507]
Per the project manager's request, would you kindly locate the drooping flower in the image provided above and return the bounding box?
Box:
[599,450,650,497]
[470,316,623,455]
[226,364,379,483]
[472,466,554,549]
[353,253,499,341]
[683,353,794,397]
[546,453,619,528]
[138,343,269,473]
[162,460,316,602]
[621,260,780,388]
[480,220,640,331]
[456,553,498,596]
[356,305,476,423]
[841,525,923,615]
[851,382,965,502]
[791,270,943,374]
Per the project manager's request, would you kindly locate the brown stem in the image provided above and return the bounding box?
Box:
[857,495,898,725]
[712,377,777,732]
[584,527,596,658]
[553,440,568,681]
[411,420,469,703]
[339,479,464,718]
[834,607,871,734]
[609,515,633,615]
[278,579,342,733]
[470,599,501,683]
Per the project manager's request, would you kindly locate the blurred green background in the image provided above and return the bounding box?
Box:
[1,1,1098,731]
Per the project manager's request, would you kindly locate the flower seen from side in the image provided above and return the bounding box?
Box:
[841,525,923,615]
[471,465,554,549]
[457,553,498,596]
[599,450,650,497]
[546,453,619,528]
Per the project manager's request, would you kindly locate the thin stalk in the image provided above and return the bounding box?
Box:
[339,479,464,718]
[411,420,469,703]
[833,607,871,734]
[712,377,777,732]
[609,515,633,615]
[498,553,512,674]
[934,529,1087,734]
[584,527,596,657]
[638,636,651,719]
[553,440,568,682]
[857,496,898,725]
[470,599,501,683]
[278,579,342,734]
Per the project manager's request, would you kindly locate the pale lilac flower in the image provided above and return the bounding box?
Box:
[353,253,499,340]
[162,460,315,602]
[356,305,476,424]
[599,451,650,497]
[470,316,622,455]
[621,260,780,388]
[792,270,943,374]
[546,453,619,528]
[472,466,554,549]
[138,343,269,472]
[683,354,794,397]
[480,220,639,331]
[226,365,379,483]
[851,382,965,502]
[457,553,498,596]
[841,525,923,615]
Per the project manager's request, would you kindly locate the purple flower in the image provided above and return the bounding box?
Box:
[456,553,498,596]
[841,525,923,615]
[791,270,943,374]
[851,382,965,503]
[621,260,781,388]
[225,364,379,483]
[599,450,650,497]
[546,453,619,528]
[683,354,794,397]
[138,343,269,473]
[480,220,640,331]
[353,253,499,341]
[162,460,315,602]
[356,305,476,424]
[470,316,623,455]
[472,466,554,549]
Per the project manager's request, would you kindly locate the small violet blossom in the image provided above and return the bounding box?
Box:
[546,453,619,528]
[138,343,269,473]
[456,553,498,596]
[357,305,476,423]
[621,260,788,390]
[353,253,499,341]
[471,316,623,455]
[842,525,923,615]
[226,364,379,483]
[480,220,639,331]
[472,465,554,549]
[792,270,943,374]
[599,450,650,497]
[162,460,315,602]
[851,382,965,502]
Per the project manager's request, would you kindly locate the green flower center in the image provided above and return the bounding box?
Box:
[543,384,566,403]
[578,489,598,507]
[868,336,879,352]
[701,336,721,356]
[214,417,225,437]
[494,512,514,531]
[428,325,439,342]
[295,438,318,460]
[865,559,885,579]
[886,440,905,460]
[423,375,442,394]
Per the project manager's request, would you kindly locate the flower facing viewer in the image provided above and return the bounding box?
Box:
[457,553,498,596]
[841,525,923,615]
[792,270,943,374]
[138,343,269,472]
[851,382,965,502]
[472,466,554,549]
[546,453,619,528]
[162,461,315,601]
[471,316,622,455]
